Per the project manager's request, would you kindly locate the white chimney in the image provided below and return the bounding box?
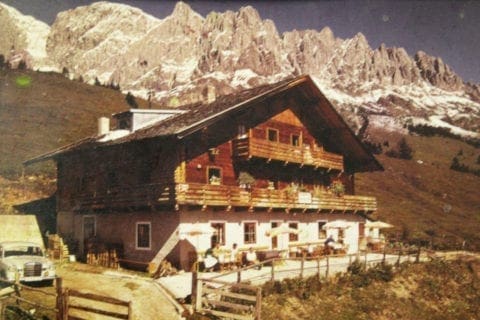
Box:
[207,85,216,103]
[98,117,110,135]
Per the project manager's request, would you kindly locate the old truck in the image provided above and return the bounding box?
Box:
[0,241,56,284]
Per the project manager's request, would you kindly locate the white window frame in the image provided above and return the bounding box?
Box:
[317,220,328,240]
[287,221,300,242]
[136,221,151,250]
[243,221,258,245]
[210,220,227,246]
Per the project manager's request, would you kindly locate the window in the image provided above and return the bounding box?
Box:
[207,167,222,185]
[291,134,301,147]
[244,222,256,244]
[238,124,247,138]
[267,128,279,142]
[211,222,225,246]
[288,222,298,242]
[136,222,151,250]
[270,221,281,249]
[318,221,327,239]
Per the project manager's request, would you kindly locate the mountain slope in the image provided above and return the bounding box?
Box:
[0,68,153,176]
[1,1,478,137]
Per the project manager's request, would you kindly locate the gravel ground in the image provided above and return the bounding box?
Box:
[55,262,184,320]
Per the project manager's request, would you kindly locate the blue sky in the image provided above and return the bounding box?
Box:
[3,0,480,83]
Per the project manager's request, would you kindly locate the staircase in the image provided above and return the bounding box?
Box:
[149,226,181,275]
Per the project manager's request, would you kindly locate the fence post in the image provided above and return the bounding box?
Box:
[271,260,275,282]
[300,256,304,279]
[364,250,368,268]
[396,249,402,267]
[237,270,241,283]
[325,256,329,278]
[255,287,262,320]
[416,247,421,263]
[191,271,198,311]
[56,277,64,320]
[382,247,386,264]
[195,279,203,312]
[316,257,321,281]
[63,288,69,320]
[127,301,133,320]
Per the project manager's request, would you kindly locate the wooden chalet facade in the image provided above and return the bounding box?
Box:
[26,75,383,271]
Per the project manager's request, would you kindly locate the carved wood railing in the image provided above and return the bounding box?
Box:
[232,137,344,171]
[175,183,376,212]
[74,183,376,213]
[74,183,175,210]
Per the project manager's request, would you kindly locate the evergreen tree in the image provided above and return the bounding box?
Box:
[398,137,413,160]
[126,92,138,109]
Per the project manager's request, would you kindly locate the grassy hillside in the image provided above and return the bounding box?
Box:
[261,255,480,320]
[0,68,152,177]
[356,134,480,250]
[0,68,479,250]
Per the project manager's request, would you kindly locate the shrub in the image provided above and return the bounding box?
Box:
[385,137,413,160]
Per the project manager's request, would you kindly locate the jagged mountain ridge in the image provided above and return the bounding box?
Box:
[0,1,479,137]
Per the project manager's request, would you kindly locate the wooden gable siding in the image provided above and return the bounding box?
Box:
[58,139,179,212]
[185,141,236,186]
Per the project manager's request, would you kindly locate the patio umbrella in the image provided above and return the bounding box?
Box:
[179,224,215,248]
[322,220,351,229]
[365,220,393,229]
[266,225,300,237]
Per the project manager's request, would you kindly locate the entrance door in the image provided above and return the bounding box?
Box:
[83,216,96,254]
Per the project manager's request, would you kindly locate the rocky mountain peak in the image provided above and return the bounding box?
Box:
[0,2,50,68]
[415,50,463,91]
[2,1,479,137]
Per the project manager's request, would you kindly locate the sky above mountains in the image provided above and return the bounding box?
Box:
[3,0,480,84]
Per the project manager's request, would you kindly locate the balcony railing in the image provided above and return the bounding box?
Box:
[232,137,344,171]
[72,182,376,213]
[175,183,377,212]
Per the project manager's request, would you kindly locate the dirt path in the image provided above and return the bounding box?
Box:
[56,263,184,320]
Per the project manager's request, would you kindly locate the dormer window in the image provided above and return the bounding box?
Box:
[267,128,279,142]
[208,167,222,185]
[237,124,247,138]
[291,134,301,147]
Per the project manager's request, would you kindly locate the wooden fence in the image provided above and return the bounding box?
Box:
[0,278,132,320]
[192,273,261,320]
[191,247,423,319]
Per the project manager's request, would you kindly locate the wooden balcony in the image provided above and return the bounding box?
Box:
[73,183,174,210]
[73,183,376,213]
[232,137,344,171]
[175,183,377,213]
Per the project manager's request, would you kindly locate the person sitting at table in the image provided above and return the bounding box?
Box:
[204,243,219,272]
[245,247,261,269]
[324,235,335,255]
[230,243,240,269]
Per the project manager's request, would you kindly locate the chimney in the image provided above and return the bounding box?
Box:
[98,117,110,135]
[207,85,216,103]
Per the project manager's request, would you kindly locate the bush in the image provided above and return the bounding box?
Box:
[386,137,413,160]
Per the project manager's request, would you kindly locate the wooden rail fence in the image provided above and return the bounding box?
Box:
[191,247,423,319]
[0,278,132,320]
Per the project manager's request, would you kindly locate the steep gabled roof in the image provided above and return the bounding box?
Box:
[25,75,382,172]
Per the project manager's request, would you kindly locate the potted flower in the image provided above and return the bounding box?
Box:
[329,180,345,197]
[237,171,255,189]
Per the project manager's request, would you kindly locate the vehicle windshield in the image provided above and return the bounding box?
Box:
[3,246,43,257]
